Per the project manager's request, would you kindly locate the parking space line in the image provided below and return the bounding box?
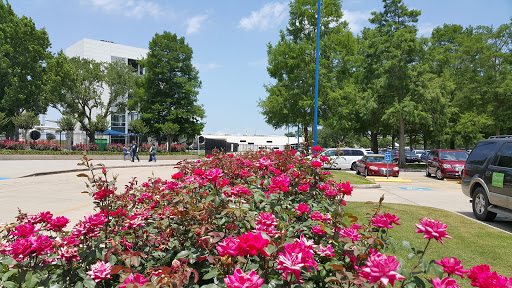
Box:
[54,203,93,215]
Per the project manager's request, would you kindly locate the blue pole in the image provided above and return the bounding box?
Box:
[313,0,321,147]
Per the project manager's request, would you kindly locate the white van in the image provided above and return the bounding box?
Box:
[320,148,367,170]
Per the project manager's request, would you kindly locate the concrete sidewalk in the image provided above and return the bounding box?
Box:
[0,159,183,179]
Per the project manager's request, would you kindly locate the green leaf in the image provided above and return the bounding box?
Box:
[175,250,190,259]
[2,268,18,281]
[1,281,17,288]
[24,271,38,288]
[419,259,430,273]
[83,277,97,288]
[74,282,84,288]
[0,256,18,266]
[407,253,416,260]
[200,284,218,288]
[202,270,219,280]
[401,241,412,249]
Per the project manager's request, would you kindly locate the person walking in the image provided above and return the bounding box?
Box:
[130,141,139,162]
[149,142,157,162]
[123,144,128,161]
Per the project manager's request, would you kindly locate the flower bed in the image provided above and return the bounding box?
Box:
[106,143,124,152]
[29,140,63,151]
[0,148,509,287]
[0,140,28,150]
[72,143,99,151]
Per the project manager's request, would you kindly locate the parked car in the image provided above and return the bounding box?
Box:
[461,136,512,221]
[420,152,428,162]
[426,149,468,180]
[356,154,399,177]
[405,151,421,163]
[413,150,425,158]
[320,148,367,170]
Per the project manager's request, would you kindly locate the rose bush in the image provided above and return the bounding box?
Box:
[72,143,99,151]
[0,148,510,287]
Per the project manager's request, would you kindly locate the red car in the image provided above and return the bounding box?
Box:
[356,154,399,177]
[426,149,468,180]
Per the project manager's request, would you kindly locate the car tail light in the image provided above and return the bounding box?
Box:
[462,167,466,178]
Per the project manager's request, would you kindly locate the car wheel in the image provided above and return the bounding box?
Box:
[364,168,368,178]
[472,187,497,221]
[426,167,431,177]
[356,168,360,175]
[351,162,357,171]
[435,169,444,180]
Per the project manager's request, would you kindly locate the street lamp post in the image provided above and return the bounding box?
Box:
[313,0,321,147]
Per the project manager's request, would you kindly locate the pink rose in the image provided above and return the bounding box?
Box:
[224,268,264,288]
[86,261,112,282]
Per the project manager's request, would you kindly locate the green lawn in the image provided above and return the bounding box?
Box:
[329,170,375,185]
[344,202,512,286]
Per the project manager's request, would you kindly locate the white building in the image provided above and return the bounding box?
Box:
[65,38,149,144]
[202,134,305,152]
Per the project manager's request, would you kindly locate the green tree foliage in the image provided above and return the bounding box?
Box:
[364,0,421,166]
[160,122,179,152]
[11,112,39,141]
[134,31,205,143]
[56,115,77,150]
[0,1,51,139]
[46,132,56,141]
[260,0,356,148]
[46,53,136,143]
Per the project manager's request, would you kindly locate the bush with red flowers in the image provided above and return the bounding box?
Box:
[29,140,63,151]
[72,143,99,151]
[0,150,509,287]
[105,143,124,152]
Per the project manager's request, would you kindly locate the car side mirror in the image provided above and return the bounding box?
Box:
[433,157,438,161]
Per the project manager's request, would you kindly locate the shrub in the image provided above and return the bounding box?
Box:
[0,148,509,287]
[106,143,124,152]
[0,140,28,150]
[170,143,186,152]
[72,143,99,151]
[29,140,63,151]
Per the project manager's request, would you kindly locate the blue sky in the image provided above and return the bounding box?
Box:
[9,0,512,136]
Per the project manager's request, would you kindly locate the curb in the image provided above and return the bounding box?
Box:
[353,183,381,189]
[20,163,178,178]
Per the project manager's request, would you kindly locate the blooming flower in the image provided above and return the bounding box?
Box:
[238,232,270,257]
[415,218,452,244]
[48,216,70,232]
[315,244,335,257]
[431,276,460,288]
[298,184,310,192]
[311,145,323,152]
[311,225,326,235]
[311,161,322,167]
[119,273,149,288]
[338,227,360,242]
[11,224,39,238]
[295,203,310,215]
[224,268,264,288]
[359,252,406,286]
[277,251,305,281]
[86,261,112,282]
[371,213,401,229]
[435,257,469,278]
[58,246,80,263]
[254,212,279,237]
[467,265,510,288]
[216,237,240,257]
[172,172,184,179]
[336,181,353,196]
[320,156,329,162]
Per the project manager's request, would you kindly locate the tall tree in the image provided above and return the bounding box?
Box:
[259,0,356,149]
[365,0,421,166]
[134,31,205,144]
[56,115,77,150]
[46,53,136,143]
[11,112,39,141]
[0,1,51,139]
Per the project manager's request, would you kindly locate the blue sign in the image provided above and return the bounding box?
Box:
[385,152,391,162]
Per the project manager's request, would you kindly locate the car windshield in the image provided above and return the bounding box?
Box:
[406,152,416,156]
[439,151,468,161]
[367,156,385,163]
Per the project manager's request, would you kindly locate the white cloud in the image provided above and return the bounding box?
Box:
[194,63,221,72]
[417,22,436,37]
[342,9,372,33]
[83,0,161,18]
[185,14,208,35]
[239,2,288,31]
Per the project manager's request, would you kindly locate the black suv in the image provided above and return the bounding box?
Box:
[461,136,512,221]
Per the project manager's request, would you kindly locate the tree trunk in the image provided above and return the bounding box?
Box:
[423,136,427,150]
[392,135,396,150]
[167,136,172,152]
[303,125,309,154]
[66,131,73,151]
[449,139,455,149]
[399,115,406,168]
[371,131,378,153]
[87,131,96,144]
[14,126,19,141]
